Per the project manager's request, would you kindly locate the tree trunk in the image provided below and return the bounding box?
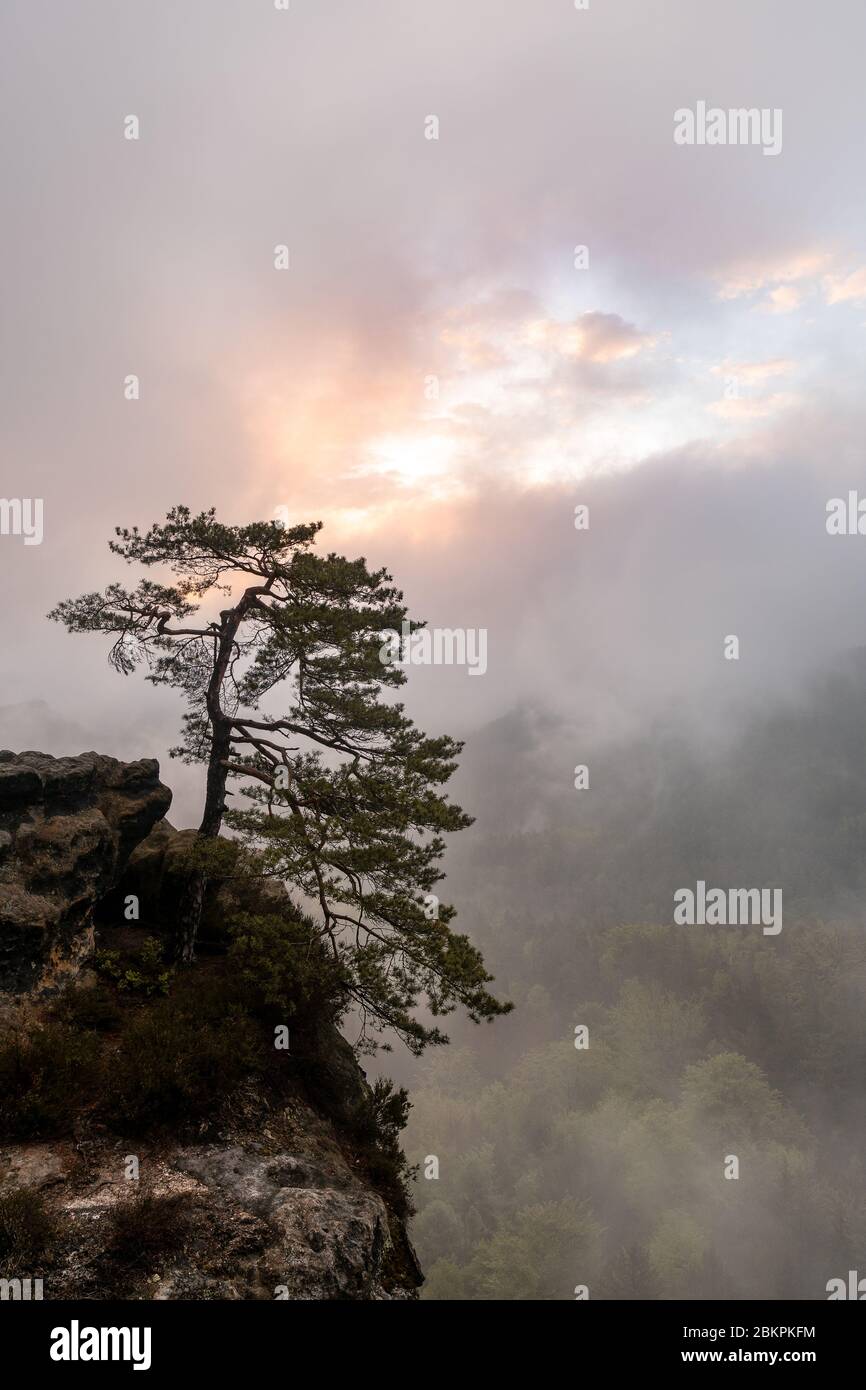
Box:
[173,722,231,962]
[200,719,231,838]
[174,869,205,964]
[177,590,263,961]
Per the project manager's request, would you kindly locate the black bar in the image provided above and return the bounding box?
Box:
[3,1298,861,1375]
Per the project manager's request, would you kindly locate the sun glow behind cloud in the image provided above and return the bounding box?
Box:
[237,243,866,546]
[354,431,469,492]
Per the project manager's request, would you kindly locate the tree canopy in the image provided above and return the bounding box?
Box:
[49,506,510,1051]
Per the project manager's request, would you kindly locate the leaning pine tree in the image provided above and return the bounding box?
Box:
[49,507,510,1051]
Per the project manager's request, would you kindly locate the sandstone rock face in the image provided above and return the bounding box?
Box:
[106,818,299,948]
[0,751,172,995]
[167,1142,412,1300]
[0,1090,422,1300]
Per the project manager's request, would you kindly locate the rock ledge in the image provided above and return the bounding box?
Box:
[0,751,172,995]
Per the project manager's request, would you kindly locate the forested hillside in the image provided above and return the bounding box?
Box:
[402,657,866,1298]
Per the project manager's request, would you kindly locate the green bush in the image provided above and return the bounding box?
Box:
[227,910,343,1022]
[352,1077,415,1217]
[95,936,172,997]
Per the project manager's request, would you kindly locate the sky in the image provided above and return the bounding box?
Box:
[2,0,866,823]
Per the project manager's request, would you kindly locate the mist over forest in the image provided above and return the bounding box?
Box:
[395,657,866,1298]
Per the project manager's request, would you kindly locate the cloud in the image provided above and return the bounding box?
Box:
[824,266,866,305]
[524,312,655,364]
[715,251,829,302]
[711,359,796,385]
[714,250,833,314]
[707,392,799,421]
[713,250,866,315]
[762,285,803,314]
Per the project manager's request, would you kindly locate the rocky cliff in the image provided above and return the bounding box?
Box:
[0,750,171,997]
[0,751,421,1300]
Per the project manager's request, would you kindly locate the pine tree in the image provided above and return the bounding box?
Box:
[49,507,510,1049]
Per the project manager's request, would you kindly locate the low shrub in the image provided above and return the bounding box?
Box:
[0,1189,57,1268]
[95,936,172,997]
[0,1024,102,1139]
[354,1078,415,1217]
[227,910,344,1023]
[102,990,263,1132]
[52,983,122,1032]
[105,1192,190,1266]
